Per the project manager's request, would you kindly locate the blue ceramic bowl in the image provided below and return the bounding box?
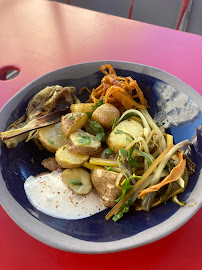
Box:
[0,61,202,253]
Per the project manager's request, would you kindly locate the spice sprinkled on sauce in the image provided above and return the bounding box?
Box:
[24,169,106,219]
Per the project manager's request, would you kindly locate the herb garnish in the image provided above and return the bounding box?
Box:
[89,121,105,141]
[86,112,92,118]
[112,199,133,222]
[92,97,105,110]
[104,148,114,159]
[110,117,119,130]
[69,179,83,185]
[77,133,92,145]
[114,129,134,140]
[95,133,105,141]
[48,140,54,144]
[68,114,75,120]
[89,121,104,134]
[119,148,138,168]
[115,178,133,202]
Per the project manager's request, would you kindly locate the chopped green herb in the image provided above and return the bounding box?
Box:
[92,97,105,110]
[31,158,34,164]
[95,133,105,141]
[119,149,128,158]
[77,133,92,145]
[111,117,119,130]
[112,199,132,222]
[133,147,153,166]
[128,146,138,168]
[105,166,117,172]
[69,179,83,185]
[77,113,83,117]
[66,127,70,130]
[114,130,124,135]
[130,158,138,168]
[89,121,104,134]
[115,178,133,202]
[115,129,134,140]
[63,146,67,150]
[105,148,114,155]
[126,137,132,142]
[86,112,92,118]
[68,114,75,120]
[48,140,54,144]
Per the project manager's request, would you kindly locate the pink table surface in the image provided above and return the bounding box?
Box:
[0,1,202,269]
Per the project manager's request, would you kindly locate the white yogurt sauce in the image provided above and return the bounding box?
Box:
[24,169,106,219]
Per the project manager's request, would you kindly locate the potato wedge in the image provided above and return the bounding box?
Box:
[62,168,92,195]
[91,169,121,207]
[61,112,88,138]
[107,119,144,153]
[91,103,120,129]
[70,103,94,113]
[55,145,89,168]
[68,131,102,155]
[38,122,69,153]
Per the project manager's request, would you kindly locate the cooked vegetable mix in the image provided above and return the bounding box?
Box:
[1,64,195,222]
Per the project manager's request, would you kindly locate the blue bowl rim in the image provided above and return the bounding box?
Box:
[0,60,202,254]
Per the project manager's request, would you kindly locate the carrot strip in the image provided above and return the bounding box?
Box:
[86,64,149,111]
[105,144,174,220]
[78,87,92,95]
[138,152,186,198]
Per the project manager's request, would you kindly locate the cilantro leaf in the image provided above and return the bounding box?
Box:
[90,121,104,134]
[119,149,128,158]
[69,179,83,185]
[95,133,105,141]
[92,97,105,110]
[85,112,92,118]
[77,133,92,145]
[68,114,75,120]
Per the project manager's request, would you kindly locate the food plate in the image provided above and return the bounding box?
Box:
[0,61,201,254]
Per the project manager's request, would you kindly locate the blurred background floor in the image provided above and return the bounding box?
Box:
[49,0,202,36]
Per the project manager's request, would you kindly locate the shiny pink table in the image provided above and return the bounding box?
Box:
[0,0,202,269]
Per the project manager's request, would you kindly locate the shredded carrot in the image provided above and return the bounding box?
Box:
[86,64,149,110]
[78,87,92,95]
[138,151,186,199]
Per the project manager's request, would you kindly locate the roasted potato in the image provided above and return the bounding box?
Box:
[70,103,95,113]
[55,144,89,168]
[68,131,102,155]
[61,112,88,138]
[38,122,69,153]
[62,168,92,195]
[91,169,122,207]
[107,119,144,153]
[91,103,120,129]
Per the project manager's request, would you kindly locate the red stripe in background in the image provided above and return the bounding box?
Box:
[128,0,134,19]
[176,0,190,30]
